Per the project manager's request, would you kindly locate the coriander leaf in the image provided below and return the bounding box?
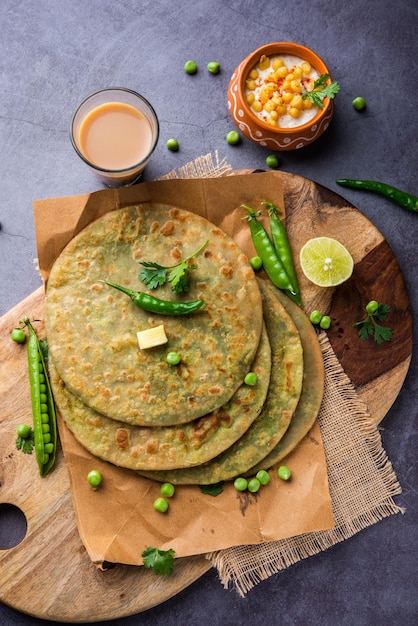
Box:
[138,240,208,294]
[16,431,35,454]
[199,482,224,496]
[138,262,168,290]
[168,262,197,294]
[354,301,392,344]
[374,303,390,321]
[354,320,374,341]
[373,323,393,345]
[142,547,175,576]
[302,73,340,109]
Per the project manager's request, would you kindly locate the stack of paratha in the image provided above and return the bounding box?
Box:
[45,204,324,484]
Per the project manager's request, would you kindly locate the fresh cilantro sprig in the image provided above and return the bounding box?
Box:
[16,427,35,454]
[302,73,340,109]
[138,240,208,295]
[353,301,393,344]
[142,547,176,576]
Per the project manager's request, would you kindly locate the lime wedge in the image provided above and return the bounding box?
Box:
[299,237,354,287]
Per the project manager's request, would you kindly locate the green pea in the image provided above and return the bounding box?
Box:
[166,138,179,151]
[16,424,31,439]
[265,154,280,169]
[43,433,51,443]
[244,372,257,386]
[11,328,26,344]
[366,300,379,314]
[184,60,197,74]
[234,477,248,491]
[247,478,261,493]
[250,256,263,271]
[41,413,49,424]
[41,423,50,434]
[44,443,54,454]
[166,351,181,365]
[319,315,331,330]
[87,469,102,491]
[153,497,169,513]
[278,465,291,481]
[226,130,240,145]
[352,97,366,111]
[207,61,220,74]
[256,470,270,485]
[160,482,175,498]
[309,310,323,325]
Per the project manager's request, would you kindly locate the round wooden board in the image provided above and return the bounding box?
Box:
[0,172,412,622]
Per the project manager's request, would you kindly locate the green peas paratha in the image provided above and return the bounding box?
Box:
[44,204,263,426]
[48,326,272,471]
[246,281,325,475]
[137,278,304,484]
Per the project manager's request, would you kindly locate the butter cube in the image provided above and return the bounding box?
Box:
[136,325,168,350]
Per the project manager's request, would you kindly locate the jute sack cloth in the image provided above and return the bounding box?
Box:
[162,153,403,597]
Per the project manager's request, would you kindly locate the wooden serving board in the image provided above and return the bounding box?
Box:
[0,172,412,622]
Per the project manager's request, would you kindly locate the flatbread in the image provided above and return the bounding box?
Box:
[44,204,263,426]
[48,326,272,471]
[138,278,304,484]
[246,281,325,475]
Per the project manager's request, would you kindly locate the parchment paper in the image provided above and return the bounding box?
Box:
[33,170,335,566]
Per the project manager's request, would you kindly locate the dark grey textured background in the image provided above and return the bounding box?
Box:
[0,1,417,624]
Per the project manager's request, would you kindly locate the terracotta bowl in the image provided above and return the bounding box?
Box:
[227,42,335,151]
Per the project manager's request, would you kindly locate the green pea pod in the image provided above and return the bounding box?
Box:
[263,201,301,306]
[101,280,205,315]
[336,179,418,213]
[24,318,57,477]
[242,205,294,293]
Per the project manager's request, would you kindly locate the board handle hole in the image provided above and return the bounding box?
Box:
[0,503,28,548]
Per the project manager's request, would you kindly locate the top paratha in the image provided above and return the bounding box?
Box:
[44,204,263,426]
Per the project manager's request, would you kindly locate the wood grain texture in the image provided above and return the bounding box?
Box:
[0,173,412,621]
[0,288,211,622]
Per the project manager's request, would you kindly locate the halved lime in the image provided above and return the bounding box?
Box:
[299,237,354,287]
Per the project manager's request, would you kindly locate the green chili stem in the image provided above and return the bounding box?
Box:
[336,179,418,213]
[101,280,204,315]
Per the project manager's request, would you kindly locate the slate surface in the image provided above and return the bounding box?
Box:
[0,1,417,624]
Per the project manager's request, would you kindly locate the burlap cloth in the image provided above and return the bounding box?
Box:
[160,152,403,597]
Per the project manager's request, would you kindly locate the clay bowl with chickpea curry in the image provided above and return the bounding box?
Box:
[227,42,337,150]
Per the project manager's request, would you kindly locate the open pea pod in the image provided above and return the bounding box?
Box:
[24,318,58,477]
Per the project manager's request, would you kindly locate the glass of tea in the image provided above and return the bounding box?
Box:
[70,88,159,186]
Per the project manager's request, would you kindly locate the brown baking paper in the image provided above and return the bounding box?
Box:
[33,169,335,566]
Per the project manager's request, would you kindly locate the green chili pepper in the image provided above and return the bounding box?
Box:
[242,205,295,293]
[101,280,205,315]
[23,318,57,477]
[262,201,301,306]
[336,179,418,213]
